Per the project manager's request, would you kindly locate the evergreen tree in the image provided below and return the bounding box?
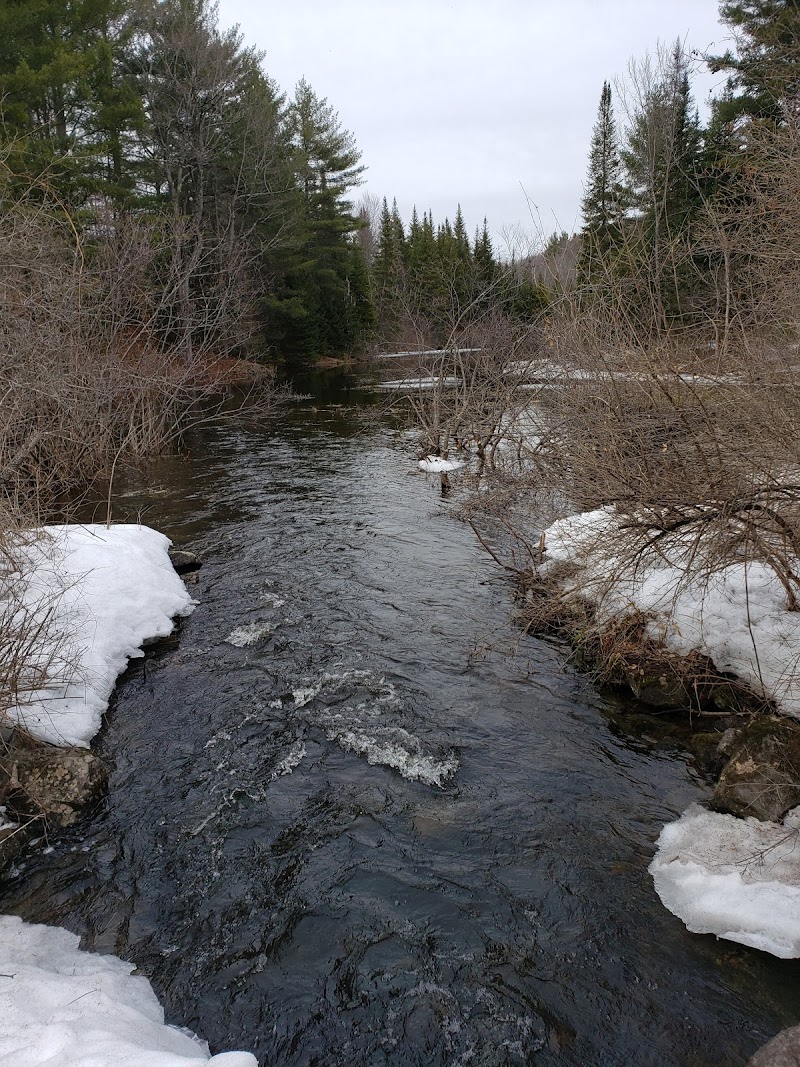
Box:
[389,197,408,277]
[620,42,703,324]
[473,217,496,287]
[709,0,800,122]
[0,0,142,202]
[372,196,403,333]
[579,81,625,277]
[453,204,471,261]
[280,78,372,359]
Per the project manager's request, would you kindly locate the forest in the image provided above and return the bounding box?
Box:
[1,0,798,510]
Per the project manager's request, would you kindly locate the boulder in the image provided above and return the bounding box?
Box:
[712,715,800,822]
[168,547,202,574]
[748,1026,800,1067]
[0,746,107,827]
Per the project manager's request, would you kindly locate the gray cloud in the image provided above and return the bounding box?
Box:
[217,0,728,249]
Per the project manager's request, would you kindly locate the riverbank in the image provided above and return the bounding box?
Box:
[517,503,800,957]
[0,523,257,1066]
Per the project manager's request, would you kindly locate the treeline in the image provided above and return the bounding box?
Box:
[577,0,800,349]
[360,198,548,348]
[0,0,373,366]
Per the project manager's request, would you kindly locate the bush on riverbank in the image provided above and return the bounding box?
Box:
[0,181,280,522]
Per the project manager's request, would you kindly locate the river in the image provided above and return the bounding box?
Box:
[1,371,797,1066]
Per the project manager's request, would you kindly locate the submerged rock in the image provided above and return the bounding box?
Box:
[713,716,800,822]
[748,1025,800,1066]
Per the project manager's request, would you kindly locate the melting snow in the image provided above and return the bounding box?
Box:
[418,455,463,473]
[650,805,800,958]
[541,507,800,716]
[0,915,256,1066]
[3,524,195,747]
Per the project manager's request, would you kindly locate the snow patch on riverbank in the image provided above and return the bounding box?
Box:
[4,524,195,747]
[537,507,800,957]
[650,805,800,958]
[541,507,800,716]
[0,915,256,1066]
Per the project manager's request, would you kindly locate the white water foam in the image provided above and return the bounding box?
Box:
[289,670,459,787]
[225,622,275,647]
[270,741,307,781]
[325,723,458,787]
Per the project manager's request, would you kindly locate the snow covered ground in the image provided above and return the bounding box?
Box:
[537,506,800,957]
[541,506,800,717]
[0,915,256,1066]
[4,524,196,747]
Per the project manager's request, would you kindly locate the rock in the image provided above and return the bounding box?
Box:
[0,746,107,827]
[716,727,741,757]
[748,1026,800,1067]
[168,547,202,574]
[625,667,689,709]
[712,715,800,822]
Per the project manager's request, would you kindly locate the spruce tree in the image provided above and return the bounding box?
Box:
[579,81,625,277]
[473,218,496,287]
[281,77,371,359]
[620,43,702,325]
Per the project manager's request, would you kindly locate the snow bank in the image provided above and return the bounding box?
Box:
[541,507,800,716]
[0,915,256,1066]
[4,524,195,748]
[418,455,463,473]
[650,805,800,958]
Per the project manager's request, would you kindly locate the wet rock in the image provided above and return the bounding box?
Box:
[748,1025,800,1067]
[0,745,107,827]
[625,666,689,709]
[712,716,800,822]
[168,547,202,574]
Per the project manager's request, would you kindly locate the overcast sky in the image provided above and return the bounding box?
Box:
[215,0,730,254]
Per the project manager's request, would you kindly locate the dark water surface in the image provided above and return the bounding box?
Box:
[2,376,798,1065]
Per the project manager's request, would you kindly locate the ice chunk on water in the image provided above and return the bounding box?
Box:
[650,804,800,958]
[418,455,463,473]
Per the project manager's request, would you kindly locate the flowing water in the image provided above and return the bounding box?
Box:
[1,373,798,1066]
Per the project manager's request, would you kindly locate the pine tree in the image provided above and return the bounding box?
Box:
[579,80,625,277]
[709,0,800,123]
[0,0,142,202]
[280,77,371,359]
